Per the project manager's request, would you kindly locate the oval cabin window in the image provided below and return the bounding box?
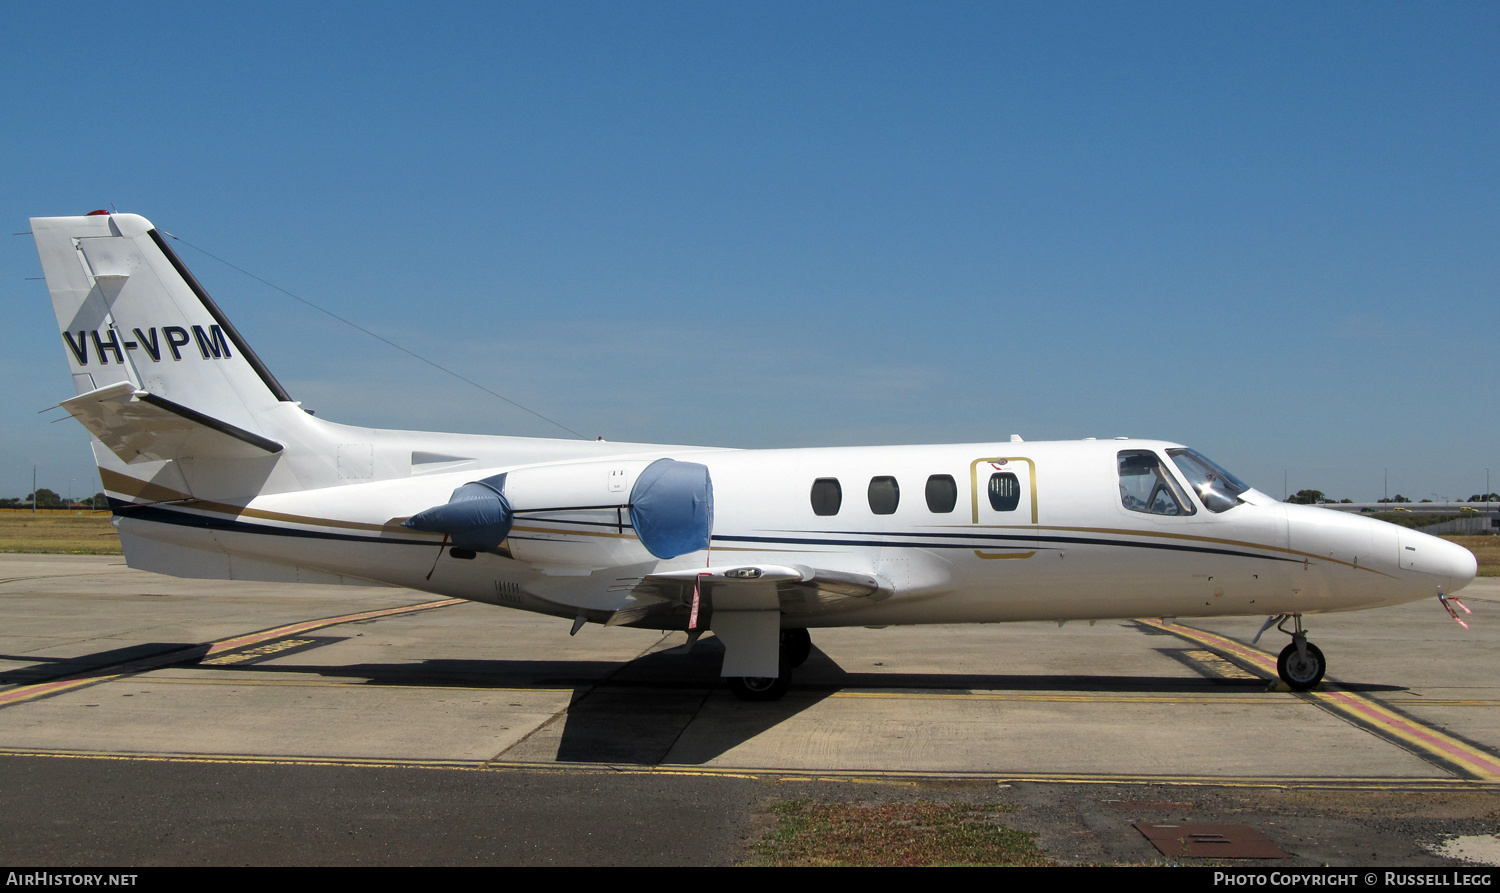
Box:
[810,478,843,516]
[868,476,900,515]
[925,474,957,513]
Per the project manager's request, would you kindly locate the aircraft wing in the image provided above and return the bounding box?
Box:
[60,381,284,464]
[605,563,890,627]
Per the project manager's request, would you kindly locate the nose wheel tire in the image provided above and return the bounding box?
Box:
[1277,641,1326,691]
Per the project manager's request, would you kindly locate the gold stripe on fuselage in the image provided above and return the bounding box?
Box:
[99,470,1394,576]
[948,522,1394,577]
[100,467,419,535]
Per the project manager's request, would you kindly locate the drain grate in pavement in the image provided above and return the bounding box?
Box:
[1134,821,1289,859]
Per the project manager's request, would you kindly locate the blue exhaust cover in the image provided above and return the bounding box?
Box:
[402,474,513,552]
[629,459,713,559]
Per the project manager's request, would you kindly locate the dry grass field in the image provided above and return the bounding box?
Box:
[1445,535,1500,577]
[0,509,121,554]
[0,508,1494,575]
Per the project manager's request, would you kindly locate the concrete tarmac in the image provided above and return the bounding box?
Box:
[2,554,1498,866]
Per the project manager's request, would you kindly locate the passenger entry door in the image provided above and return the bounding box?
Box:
[968,457,1038,559]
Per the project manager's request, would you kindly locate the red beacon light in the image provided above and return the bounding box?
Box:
[86,209,111,216]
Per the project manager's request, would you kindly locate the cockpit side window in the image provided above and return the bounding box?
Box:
[1118,450,1195,516]
[1167,449,1249,513]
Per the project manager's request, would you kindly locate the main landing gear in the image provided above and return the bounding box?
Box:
[1256,614,1326,691]
[781,627,813,669]
[726,629,812,702]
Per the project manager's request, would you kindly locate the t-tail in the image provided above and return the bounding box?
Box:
[30,211,646,582]
[29,212,320,506]
[34,212,292,429]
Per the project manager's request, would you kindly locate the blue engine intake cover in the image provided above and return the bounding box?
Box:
[629,459,713,559]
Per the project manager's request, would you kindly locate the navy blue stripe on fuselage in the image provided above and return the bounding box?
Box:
[711,532,1300,563]
[111,501,436,547]
[511,516,633,532]
[112,502,1298,564]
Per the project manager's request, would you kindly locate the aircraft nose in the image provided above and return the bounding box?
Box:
[1433,536,1479,594]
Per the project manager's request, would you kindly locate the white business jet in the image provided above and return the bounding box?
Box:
[30,211,1478,700]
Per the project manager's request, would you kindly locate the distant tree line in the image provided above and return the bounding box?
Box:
[1283,490,1500,505]
[1284,490,1354,505]
[0,489,109,510]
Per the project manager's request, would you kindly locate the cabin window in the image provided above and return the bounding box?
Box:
[925,474,957,513]
[868,476,900,514]
[1118,450,1195,516]
[988,472,1021,512]
[810,478,842,516]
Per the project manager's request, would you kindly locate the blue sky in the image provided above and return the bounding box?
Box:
[3,1,1496,503]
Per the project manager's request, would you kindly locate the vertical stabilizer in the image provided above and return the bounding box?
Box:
[31,212,291,434]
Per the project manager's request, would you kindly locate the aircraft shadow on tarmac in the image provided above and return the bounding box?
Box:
[0,643,211,685]
[0,637,1404,766]
[190,636,1408,765]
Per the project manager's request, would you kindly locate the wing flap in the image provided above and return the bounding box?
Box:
[606,563,890,626]
[61,381,284,463]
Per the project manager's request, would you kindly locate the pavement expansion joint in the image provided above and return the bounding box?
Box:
[2,747,1498,791]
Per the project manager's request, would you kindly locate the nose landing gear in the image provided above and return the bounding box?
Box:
[1255,614,1326,691]
[1277,637,1325,691]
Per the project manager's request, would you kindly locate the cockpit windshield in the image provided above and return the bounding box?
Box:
[1118,450,1195,516]
[1167,448,1250,513]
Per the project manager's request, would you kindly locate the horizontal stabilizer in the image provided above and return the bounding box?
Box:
[60,381,283,463]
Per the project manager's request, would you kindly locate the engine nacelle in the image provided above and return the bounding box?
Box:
[404,457,713,570]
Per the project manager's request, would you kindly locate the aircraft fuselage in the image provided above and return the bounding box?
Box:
[109,431,1472,629]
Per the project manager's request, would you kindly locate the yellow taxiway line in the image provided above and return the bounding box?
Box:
[0,598,464,709]
[1141,618,1500,782]
[829,691,1307,704]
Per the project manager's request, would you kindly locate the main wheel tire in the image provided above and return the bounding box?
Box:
[781,628,812,668]
[727,657,792,702]
[1277,641,1326,691]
